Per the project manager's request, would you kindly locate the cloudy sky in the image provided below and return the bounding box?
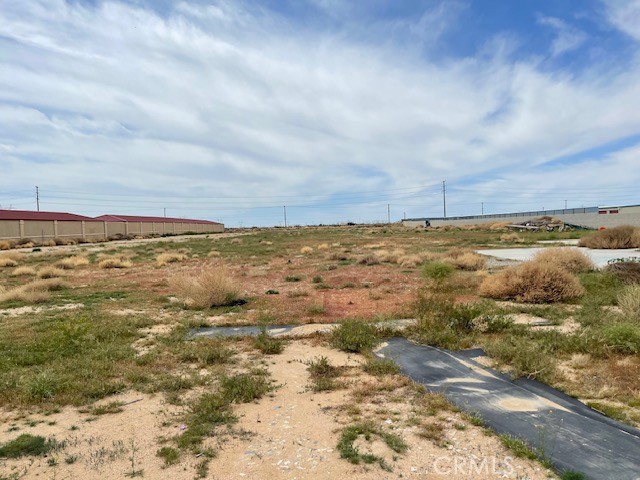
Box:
[1,0,640,226]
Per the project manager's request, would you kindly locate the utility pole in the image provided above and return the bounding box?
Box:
[481,202,484,215]
[35,186,40,212]
[387,204,390,224]
[564,200,567,210]
[283,206,287,228]
[442,180,447,218]
[163,207,166,218]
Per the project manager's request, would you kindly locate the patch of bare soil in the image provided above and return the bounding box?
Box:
[0,303,84,317]
[0,340,555,479]
[0,393,195,480]
[205,341,552,480]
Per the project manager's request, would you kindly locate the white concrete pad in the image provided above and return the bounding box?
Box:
[477,246,640,268]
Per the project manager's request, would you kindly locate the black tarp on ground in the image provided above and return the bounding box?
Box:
[376,337,640,480]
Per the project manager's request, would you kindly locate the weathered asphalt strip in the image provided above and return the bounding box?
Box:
[375,337,640,480]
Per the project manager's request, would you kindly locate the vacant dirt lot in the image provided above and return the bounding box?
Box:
[1,225,638,479]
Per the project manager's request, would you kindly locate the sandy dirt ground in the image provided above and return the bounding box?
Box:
[0,340,554,480]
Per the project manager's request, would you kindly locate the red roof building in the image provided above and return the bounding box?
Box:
[0,209,100,222]
[94,214,221,225]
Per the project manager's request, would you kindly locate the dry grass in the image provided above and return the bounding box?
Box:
[156,252,188,266]
[500,233,524,243]
[491,222,510,230]
[618,284,640,320]
[0,257,18,268]
[0,278,68,304]
[606,261,640,284]
[207,250,221,258]
[479,261,585,303]
[10,266,36,277]
[398,254,423,268]
[300,246,313,254]
[169,267,240,308]
[532,247,594,273]
[56,255,90,270]
[579,225,640,249]
[0,241,10,250]
[445,252,486,271]
[98,257,133,269]
[37,267,67,279]
[373,249,404,263]
[317,243,329,250]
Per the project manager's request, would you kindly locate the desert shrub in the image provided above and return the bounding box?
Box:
[532,248,594,273]
[446,252,486,271]
[253,326,284,354]
[157,446,180,466]
[0,434,55,458]
[11,266,36,277]
[374,249,404,263]
[327,251,350,261]
[0,257,18,267]
[207,250,221,258]
[98,257,133,269]
[37,267,66,279]
[579,225,640,249]
[317,243,329,250]
[0,278,67,304]
[485,335,557,382]
[15,238,34,246]
[363,357,400,376]
[337,421,407,468]
[600,323,640,354]
[410,293,483,349]
[606,259,640,284]
[479,262,584,303]
[331,320,379,353]
[618,284,640,321]
[422,262,454,283]
[179,338,235,365]
[156,252,188,266]
[500,233,523,243]
[0,240,11,250]
[398,254,424,268]
[358,254,380,265]
[56,256,90,269]
[169,267,240,308]
[300,246,313,254]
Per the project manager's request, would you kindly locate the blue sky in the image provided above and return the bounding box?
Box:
[1,0,640,226]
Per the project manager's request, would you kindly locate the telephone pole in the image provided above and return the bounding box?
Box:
[442,180,447,218]
[35,186,40,212]
[283,206,287,228]
[481,202,484,215]
[163,207,166,218]
[387,204,390,224]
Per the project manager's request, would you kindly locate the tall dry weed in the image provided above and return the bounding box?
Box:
[479,261,584,303]
[169,267,240,308]
[532,248,594,273]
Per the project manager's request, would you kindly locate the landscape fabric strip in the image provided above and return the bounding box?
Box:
[376,337,640,480]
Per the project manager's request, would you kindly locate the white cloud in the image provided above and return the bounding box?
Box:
[538,15,588,56]
[603,0,640,41]
[0,1,639,225]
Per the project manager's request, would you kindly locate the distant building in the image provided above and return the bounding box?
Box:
[0,209,224,241]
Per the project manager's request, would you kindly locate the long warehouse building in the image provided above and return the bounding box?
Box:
[0,209,224,242]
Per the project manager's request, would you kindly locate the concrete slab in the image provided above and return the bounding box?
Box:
[477,246,640,268]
